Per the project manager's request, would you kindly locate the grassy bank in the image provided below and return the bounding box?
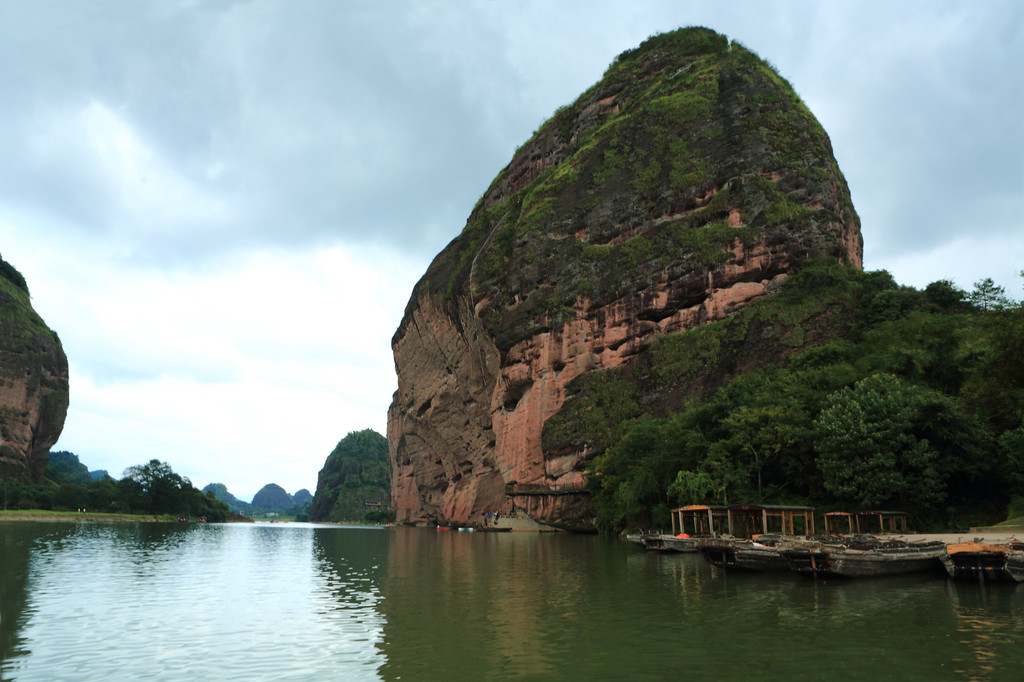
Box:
[989,515,1024,529]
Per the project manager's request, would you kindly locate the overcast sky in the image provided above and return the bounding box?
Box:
[1,1,1020,501]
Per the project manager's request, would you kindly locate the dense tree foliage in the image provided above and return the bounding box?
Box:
[588,262,1024,532]
[46,451,92,484]
[2,455,229,521]
[815,373,974,510]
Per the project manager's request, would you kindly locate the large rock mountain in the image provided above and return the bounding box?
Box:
[0,255,69,483]
[388,28,861,530]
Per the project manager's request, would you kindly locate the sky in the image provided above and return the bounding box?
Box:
[0,1,1020,502]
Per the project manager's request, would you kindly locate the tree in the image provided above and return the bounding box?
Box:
[970,278,1010,312]
[962,282,1024,430]
[719,403,798,501]
[923,279,970,312]
[814,373,945,510]
[667,469,727,506]
[589,416,708,532]
[55,483,89,511]
[121,459,190,514]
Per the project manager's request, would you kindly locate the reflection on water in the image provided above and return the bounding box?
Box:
[1,522,388,680]
[1,522,1022,681]
[379,530,605,680]
[947,581,1024,680]
[1,523,42,667]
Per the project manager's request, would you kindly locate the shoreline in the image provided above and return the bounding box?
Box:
[0,510,250,523]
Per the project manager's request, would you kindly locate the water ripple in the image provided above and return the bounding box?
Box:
[3,523,386,681]
[4,523,1024,681]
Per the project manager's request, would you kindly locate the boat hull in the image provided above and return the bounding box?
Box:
[942,542,1024,583]
[783,540,946,578]
[697,538,789,572]
[661,535,698,553]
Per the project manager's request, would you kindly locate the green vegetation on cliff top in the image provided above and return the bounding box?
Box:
[0,254,55,347]
[399,26,857,354]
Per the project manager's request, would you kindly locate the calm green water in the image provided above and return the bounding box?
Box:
[2,522,1022,681]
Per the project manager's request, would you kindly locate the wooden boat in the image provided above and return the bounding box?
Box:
[625,532,644,545]
[941,541,1024,583]
[781,537,946,578]
[661,534,698,552]
[1010,549,1024,582]
[625,532,699,553]
[625,532,663,550]
[697,536,790,572]
[638,533,674,552]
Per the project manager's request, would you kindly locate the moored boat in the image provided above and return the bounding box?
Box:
[941,541,1024,583]
[625,532,645,547]
[626,529,699,553]
[1009,548,1024,582]
[782,537,946,578]
[697,535,791,572]
[641,532,678,552]
[625,532,676,551]
[661,534,698,552]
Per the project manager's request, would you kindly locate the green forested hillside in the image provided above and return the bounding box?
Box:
[202,483,255,515]
[251,483,293,511]
[46,451,91,484]
[588,262,1023,532]
[310,429,390,523]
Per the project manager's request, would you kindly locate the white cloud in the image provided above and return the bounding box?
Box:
[5,227,425,500]
[873,232,1024,300]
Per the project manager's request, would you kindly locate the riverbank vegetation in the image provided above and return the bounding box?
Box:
[588,263,1024,533]
[1,456,232,522]
[0,509,200,523]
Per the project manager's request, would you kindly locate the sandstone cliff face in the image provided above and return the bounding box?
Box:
[0,257,69,482]
[389,28,862,529]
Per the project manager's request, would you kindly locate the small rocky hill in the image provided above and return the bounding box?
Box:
[0,254,69,483]
[251,483,294,511]
[46,451,91,484]
[388,27,861,530]
[203,483,255,515]
[310,429,390,523]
